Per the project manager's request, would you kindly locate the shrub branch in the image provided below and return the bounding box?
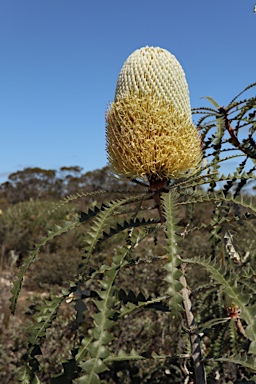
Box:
[179,264,207,384]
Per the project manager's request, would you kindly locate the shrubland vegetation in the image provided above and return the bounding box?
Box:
[1,82,256,383]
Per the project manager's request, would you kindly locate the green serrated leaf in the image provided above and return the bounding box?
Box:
[76,372,101,384]
[213,353,256,372]
[81,358,108,375]
[90,328,114,344]
[9,219,80,314]
[88,342,111,359]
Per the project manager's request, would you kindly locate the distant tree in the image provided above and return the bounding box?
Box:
[0,165,136,205]
[58,166,83,196]
[78,166,133,191]
[0,168,60,203]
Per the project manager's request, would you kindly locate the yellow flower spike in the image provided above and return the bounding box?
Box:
[106,46,202,184]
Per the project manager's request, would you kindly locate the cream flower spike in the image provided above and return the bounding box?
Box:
[106,46,202,184]
[115,46,192,121]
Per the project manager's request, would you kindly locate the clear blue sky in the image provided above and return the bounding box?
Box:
[1,0,255,182]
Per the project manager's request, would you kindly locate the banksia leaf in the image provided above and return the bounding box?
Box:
[9,218,80,314]
[162,192,184,317]
[106,46,202,183]
[212,353,256,372]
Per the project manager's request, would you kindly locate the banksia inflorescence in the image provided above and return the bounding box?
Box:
[106,46,202,187]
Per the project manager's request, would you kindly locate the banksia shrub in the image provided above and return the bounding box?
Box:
[9,47,256,382]
[106,46,202,184]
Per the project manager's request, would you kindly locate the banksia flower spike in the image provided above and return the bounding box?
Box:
[106,46,202,189]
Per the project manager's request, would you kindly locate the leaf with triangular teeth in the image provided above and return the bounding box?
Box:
[117,349,128,357]
[137,292,146,302]
[118,289,127,301]
[151,351,168,359]
[54,225,62,231]
[130,348,144,357]
[127,290,137,303]
[88,342,111,359]
[81,358,108,375]
[213,353,256,371]
[90,327,114,344]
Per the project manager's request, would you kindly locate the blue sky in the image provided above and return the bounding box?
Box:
[0,0,255,182]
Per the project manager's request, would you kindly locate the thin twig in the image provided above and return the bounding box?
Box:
[219,107,249,157]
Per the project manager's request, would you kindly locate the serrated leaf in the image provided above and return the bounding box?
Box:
[88,342,111,359]
[90,328,114,344]
[81,358,108,374]
[76,372,101,384]
[161,192,184,319]
[9,219,80,314]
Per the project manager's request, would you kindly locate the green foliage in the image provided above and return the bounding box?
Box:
[18,296,64,384]
[9,218,81,315]
[2,83,256,383]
